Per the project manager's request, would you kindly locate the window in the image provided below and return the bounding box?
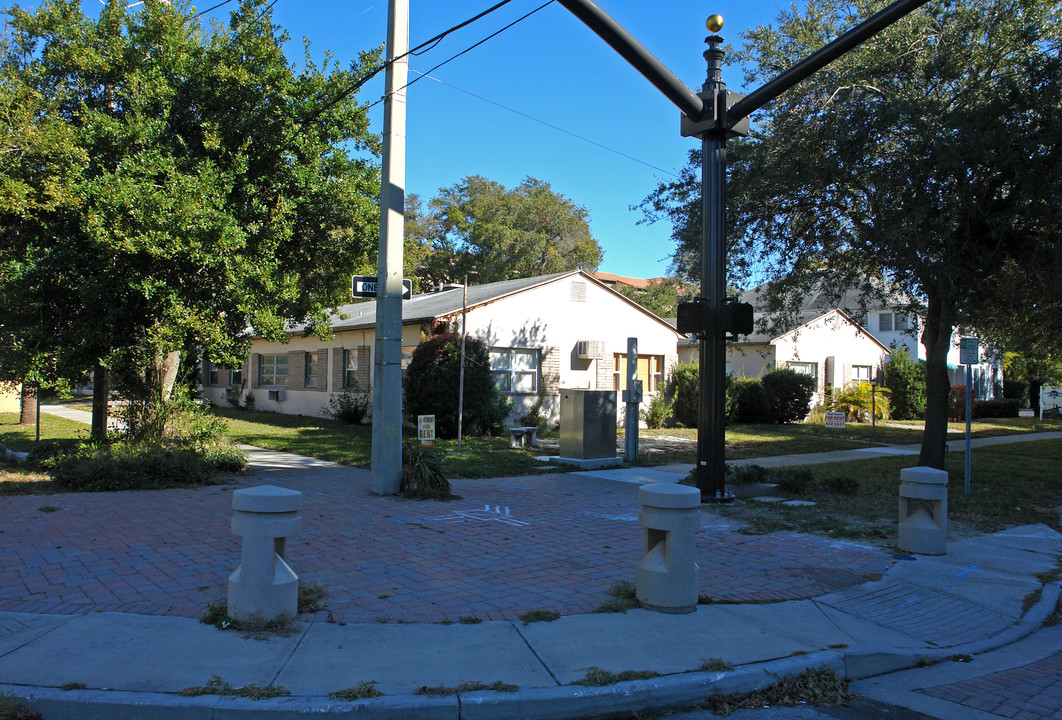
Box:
[878,313,893,332]
[343,349,358,389]
[895,313,910,331]
[613,354,665,392]
[259,354,288,386]
[230,368,242,387]
[490,348,539,393]
[305,352,319,388]
[786,361,819,391]
[853,365,873,382]
[207,365,219,385]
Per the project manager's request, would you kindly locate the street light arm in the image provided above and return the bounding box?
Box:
[728,0,931,121]
[557,0,707,120]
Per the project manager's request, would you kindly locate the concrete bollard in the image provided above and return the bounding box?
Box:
[228,485,302,622]
[898,466,948,555]
[636,483,701,614]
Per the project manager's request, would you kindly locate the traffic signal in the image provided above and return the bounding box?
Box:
[677,298,753,338]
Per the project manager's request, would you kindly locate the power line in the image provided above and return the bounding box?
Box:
[410,69,680,178]
[303,0,520,124]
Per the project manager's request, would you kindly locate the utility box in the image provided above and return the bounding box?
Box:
[559,389,617,460]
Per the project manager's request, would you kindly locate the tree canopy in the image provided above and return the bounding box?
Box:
[0,0,380,396]
[641,0,1062,467]
[406,175,603,286]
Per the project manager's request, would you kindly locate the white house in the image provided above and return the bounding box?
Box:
[200,271,681,425]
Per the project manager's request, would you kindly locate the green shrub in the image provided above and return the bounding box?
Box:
[731,464,771,485]
[669,361,699,428]
[326,384,370,424]
[400,441,453,500]
[730,377,770,423]
[518,394,548,429]
[830,381,890,422]
[52,442,220,492]
[823,474,859,496]
[762,369,815,424]
[973,398,1022,418]
[404,333,511,438]
[884,347,926,420]
[948,385,967,421]
[641,392,673,429]
[1003,378,1030,405]
[772,468,816,495]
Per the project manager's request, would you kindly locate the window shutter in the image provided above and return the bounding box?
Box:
[358,345,371,392]
[250,354,261,389]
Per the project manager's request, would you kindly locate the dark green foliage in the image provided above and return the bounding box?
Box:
[404,333,510,438]
[1003,378,1030,405]
[822,475,859,496]
[731,464,771,485]
[669,361,700,427]
[772,468,816,495]
[729,377,770,423]
[326,384,370,424]
[641,392,672,429]
[51,444,218,492]
[973,398,1022,418]
[884,347,927,420]
[400,441,453,500]
[761,369,815,424]
[518,396,547,430]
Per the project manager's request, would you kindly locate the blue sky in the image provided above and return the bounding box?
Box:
[20,0,798,279]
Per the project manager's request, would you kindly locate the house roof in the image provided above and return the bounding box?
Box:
[284,270,680,336]
[590,271,667,290]
[738,280,913,318]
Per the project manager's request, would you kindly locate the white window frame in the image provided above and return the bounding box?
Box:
[490,347,539,394]
[878,313,894,333]
[260,354,288,387]
[852,365,873,383]
[786,361,819,391]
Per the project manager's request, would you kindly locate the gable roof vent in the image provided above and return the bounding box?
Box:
[570,281,587,302]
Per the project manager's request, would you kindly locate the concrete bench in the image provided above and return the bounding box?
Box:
[509,426,539,448]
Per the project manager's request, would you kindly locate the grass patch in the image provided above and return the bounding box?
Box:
[297,581,329,613]
[200,599,297,640]
[414,681,519,696]
[593,580,639,614]
[328,681,383,701]
[0,691,43,720]
[573,667,661,686]
[699,658,733,672]
[178,675,288,699]
[519,609,561,625]
[459,616,482,624]
[701,668,858,716]
[59,682,86,691]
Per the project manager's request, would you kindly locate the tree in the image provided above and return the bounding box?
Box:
[610,280,683,319]
[404,332,510,438]
[641,0,1062,468]
[0,0,381,436]
[409,175,603,286]
[884,346,926,420]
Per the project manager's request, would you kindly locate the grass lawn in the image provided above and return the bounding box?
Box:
[0,412,88,495]
[716,438,1062,542]
[636,417,1062,462]
[212,408,550,479]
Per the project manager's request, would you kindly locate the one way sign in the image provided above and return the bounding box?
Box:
[352,276,412,300]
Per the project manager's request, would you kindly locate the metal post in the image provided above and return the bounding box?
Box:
[371,0,409,495]
[625,337,638,462]
[965,364,972,496]
[695,35,730,502]
[871,375,877,438]
[457,276,468,452]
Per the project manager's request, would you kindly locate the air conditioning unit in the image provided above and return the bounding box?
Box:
[267,389,286,402]
[576,340,606,360]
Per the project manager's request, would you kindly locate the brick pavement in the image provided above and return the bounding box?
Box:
[0,465,894,623]
[918,652,1062,719]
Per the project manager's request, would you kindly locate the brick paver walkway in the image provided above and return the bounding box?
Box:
[0,464,894,623]
[919,652,1062,719]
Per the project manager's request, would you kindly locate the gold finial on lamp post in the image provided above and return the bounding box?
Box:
[706,14,724,33]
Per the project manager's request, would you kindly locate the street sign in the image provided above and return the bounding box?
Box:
[959,337,979,365]
[352,275,412,300]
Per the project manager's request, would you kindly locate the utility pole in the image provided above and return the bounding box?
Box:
[371,0,409,495]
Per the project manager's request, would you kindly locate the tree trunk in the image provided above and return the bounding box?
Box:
[155,350,181,400]
[91,364,109,442]
[918,291,955,470]
[19,382,38,426]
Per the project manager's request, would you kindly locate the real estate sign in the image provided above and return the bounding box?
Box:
[825,411,846,428]
[418,415,436,447]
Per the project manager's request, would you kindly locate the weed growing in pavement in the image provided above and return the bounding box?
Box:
[297,581,329,613]
[519,609,560,625]
[699,658,733,672]
[593,580,639,614]
[178,675,288,700]
[459,616,482,624]
[36,505,61,513]
[200,599,297,640]
[328,681,383,700]
[573,667,661,686]
[1045,597,1062,627]
[0,691,43,720]
[59,683,86,691]
[414,681,519,696]
[700,668,857,716]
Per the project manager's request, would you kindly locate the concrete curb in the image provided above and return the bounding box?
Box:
[7,654,846,720]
